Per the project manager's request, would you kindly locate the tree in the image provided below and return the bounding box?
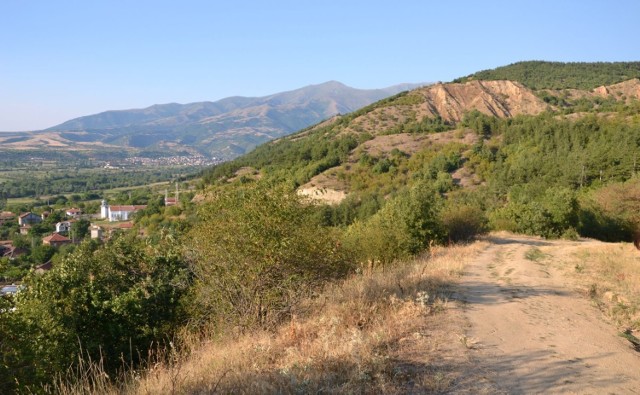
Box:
[344,182,445,266]
[8,233,190,388]
[186,182,352,330]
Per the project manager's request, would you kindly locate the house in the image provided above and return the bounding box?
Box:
[41,211,50,220]
[19,225,31,235]
[65,208,82,218]
[42,233,72,247]
[1,243,27,260]
[18,212,42,226]
[0,211,15,226]
[55,221,72,233]
[100,200,147,222]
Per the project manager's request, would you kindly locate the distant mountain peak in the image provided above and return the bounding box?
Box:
[44,81,426,159]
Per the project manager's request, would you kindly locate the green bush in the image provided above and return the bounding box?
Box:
[5,234,190,389]
[186,182,352,330]
[577,179,640,241]
[344,182,444,266]
[441,204,487,243]
[490,186,578,238]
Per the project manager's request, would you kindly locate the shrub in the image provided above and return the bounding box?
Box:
[578,179,640,241]
[186,182,352,330]
[344,182,444,266]
[490,186,578,238]
[6,233,190,389]
[441,204,487,243]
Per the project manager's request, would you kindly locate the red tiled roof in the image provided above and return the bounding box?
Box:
[0,211,15,219]
[119,222,134,229]
[66,208,82,214]
[109,205,147,212]
[42,233,71,243]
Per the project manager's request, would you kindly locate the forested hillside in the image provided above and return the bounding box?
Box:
[454,60,640,89]
[3,61,640,393]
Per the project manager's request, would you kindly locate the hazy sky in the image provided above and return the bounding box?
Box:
[2,0,639,131]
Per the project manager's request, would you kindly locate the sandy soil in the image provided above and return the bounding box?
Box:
[451,234,640,394]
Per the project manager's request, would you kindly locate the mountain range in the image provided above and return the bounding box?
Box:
[0,81,424,159]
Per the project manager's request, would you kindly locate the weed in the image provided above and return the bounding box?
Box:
[525,247,546,262]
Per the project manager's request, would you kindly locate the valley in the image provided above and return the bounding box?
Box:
[3,61,640,393]
[0,81,423,161]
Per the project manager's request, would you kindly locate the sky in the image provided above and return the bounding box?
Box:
[1,0,639,131]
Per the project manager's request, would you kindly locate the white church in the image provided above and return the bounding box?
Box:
[100,200,147,222]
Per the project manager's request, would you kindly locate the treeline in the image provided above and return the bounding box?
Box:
[0,168,190,199]
[461,111,640,240]
[454,61,640,90]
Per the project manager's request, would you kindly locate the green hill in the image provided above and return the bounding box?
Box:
[202,65,640,240]
[453,60,640,90]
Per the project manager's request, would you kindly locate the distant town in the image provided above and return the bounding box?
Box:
[108,155,222,168]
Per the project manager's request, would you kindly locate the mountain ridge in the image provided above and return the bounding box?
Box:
[39,81,425,158]
[48,81,423,132]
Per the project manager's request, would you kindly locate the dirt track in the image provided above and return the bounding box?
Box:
[454,234,640,394]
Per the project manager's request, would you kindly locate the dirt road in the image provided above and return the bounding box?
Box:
[455,234,640,394]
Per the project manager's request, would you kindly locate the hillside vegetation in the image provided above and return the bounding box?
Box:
[454,60,640,90]
[3,61,640,393]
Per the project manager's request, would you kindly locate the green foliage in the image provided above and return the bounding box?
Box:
[462,110,504,138]
[0,164,189,200]
[344,182,444,266]
[524,247,546,262]
[490,186,578,238]
[186,182,352,330]
[202,127,359,186]
[440,203,487,243]
[489,114,640,189]
[454,61,640,90]
[3,233,190,390]
[313,192,385,227]
[577,179,640,241]
[384,115,454,135]
[0,296,24,392]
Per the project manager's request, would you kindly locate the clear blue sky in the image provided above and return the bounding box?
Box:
[2,0,639,131]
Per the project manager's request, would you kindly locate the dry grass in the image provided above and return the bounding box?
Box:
[53,241,487,394]
[561,242,640,330]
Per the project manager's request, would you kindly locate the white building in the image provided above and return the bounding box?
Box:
[55,221,72,233]
[100,200,147,222]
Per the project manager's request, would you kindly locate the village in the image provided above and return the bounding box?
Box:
[0,192,181,295]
